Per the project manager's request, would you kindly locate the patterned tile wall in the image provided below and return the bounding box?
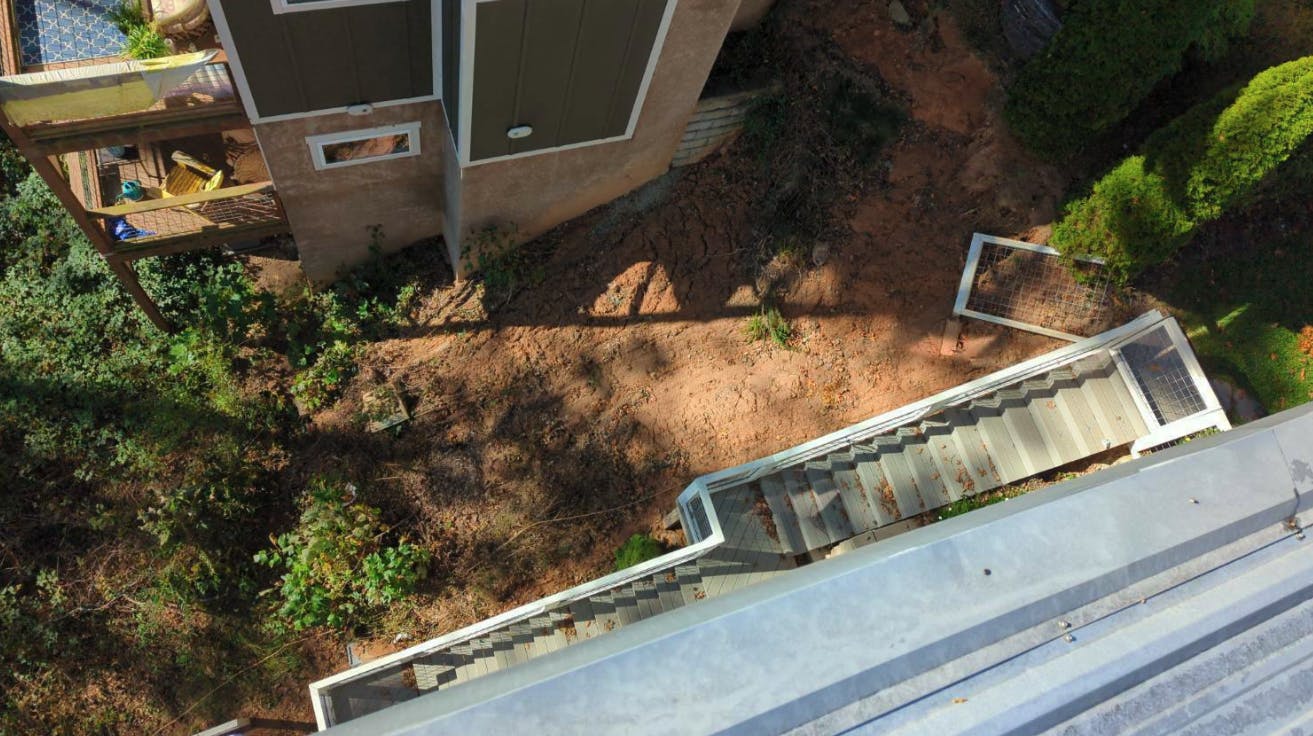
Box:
[15,0,127,67]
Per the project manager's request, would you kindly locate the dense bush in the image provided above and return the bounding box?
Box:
[1051,56,1313,280]
[254,480,430,630]
[614,534,667,571]
[1006,0,1253,159]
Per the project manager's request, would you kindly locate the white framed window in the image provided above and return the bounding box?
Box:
[307,122,422,171]
[271,0,408,14]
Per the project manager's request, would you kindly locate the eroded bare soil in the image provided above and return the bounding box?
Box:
[253,0,1075,720]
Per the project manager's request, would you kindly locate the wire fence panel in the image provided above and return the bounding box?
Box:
[109,188,284,245]
[954,234,1115,341]
[1117,325,1208,425]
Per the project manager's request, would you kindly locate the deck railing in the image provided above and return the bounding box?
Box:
[6,59,246,155]
[87,182,288,258]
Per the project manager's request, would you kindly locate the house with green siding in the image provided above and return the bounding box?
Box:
[0,0,772,327]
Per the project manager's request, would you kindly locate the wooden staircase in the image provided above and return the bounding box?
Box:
[750,354,1149,556]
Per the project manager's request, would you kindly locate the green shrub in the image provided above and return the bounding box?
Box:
[290,340,357,411]
[122,25,170,60]
[614,534,666,571]
[1051,56,1313,280]
[1049,156,1194,280]
[255,480,429,630]
[108,0,145,34]
[1005,0,1253,159]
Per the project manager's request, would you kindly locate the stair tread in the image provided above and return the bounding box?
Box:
[655,571,686,612]
[924,426,973,502]
[852,450,903,524]
[1027,391,1088,466]
[900,436,952,509]
[996,396,1055,476]
[780,468,832,552]
[941,408,1003,493]
[830,462,879,533]
[1079,358,1150,443]
[805,464,855,543]
[968,404,1028,483]
[1050,383,1104,456]
[873,448,928,518]
[758,476,805,556]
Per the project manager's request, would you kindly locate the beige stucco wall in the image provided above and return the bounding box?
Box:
[451,0,743,276]
[255,100,447,283]
[730,0,775,31]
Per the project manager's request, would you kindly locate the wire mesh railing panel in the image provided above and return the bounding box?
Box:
[1117,326,1207,425]
[107,188,284,246]
[962,239,1114,338]
[686,493,712,541]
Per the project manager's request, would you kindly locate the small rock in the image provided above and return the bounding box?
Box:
[888,0,912,27]
[812,242,831,267]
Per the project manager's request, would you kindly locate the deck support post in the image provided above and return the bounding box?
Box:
[0,105,173,332]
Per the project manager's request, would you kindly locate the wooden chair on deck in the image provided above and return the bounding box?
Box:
[161,150,224,198]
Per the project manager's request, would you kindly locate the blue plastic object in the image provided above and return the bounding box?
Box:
[121,180,144,202]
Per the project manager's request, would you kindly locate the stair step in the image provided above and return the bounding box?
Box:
[611,588,640,626]
[1055,382,1115,453]
[900,438,952,510]
[830,460,880,532]
[567,598,602,640]
[757,476,805,556]
[925,430,973,502]
[1080,358,1150,442]
[852,447,903,523]
[996,394,1056,476]
[588,592,622,635]
[968,403,1028,483]
[632,579,660,619]
[780,467,833,552]
[489,631,514,671]
[873,447,929,518]
[655,570,686,612]
[804,463,855,542]
[940,408,1002,494]
[413,657,456,691]
[1027,392,1087,466]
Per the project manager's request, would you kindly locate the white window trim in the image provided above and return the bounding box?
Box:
[271,0,408,14]
[307,121,422,170]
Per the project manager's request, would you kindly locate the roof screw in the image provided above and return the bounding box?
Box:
[1063,634,1075,643]
[983,568,992,576]
[1189,497,1200,504]
[1058,620,1071,630]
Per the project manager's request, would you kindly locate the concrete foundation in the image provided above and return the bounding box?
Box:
[256,100,447,284]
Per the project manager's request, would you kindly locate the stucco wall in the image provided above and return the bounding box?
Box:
[255,101,447,283]
[452,0,742,275]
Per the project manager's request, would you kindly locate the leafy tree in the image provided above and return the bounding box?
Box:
[1006,0,1254,159]
[1051,56,1313,280]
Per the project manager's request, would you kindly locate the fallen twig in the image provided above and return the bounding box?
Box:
[495,492,662,552]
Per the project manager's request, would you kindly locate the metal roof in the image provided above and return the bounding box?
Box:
[321,402,1313,736]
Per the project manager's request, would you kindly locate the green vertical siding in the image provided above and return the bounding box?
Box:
[219,0,434,118]
[443,0,462,146]
[469,0,671,162]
